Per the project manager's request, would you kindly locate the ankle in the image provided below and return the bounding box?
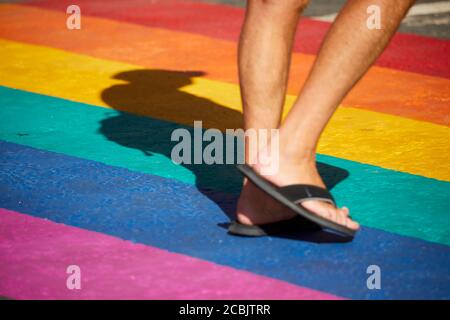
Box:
[280,147,317,166]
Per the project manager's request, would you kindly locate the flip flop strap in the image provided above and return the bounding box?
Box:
[277,184,335,206]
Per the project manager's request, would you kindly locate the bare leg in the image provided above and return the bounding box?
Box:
[239,0,308,156]
[236,0,310,225]
[239,0,415,228]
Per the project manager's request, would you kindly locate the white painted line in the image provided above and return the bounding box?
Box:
[311,1,450,22]
[408,1,450,16]
[312,13,337,22]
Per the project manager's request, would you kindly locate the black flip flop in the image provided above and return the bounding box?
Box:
[228,164,357,238]
[228,215,320,237]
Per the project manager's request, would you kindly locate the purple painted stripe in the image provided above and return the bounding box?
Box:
[0,208,341,300]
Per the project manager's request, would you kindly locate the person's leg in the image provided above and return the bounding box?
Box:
[236,0,311,225]
[241,0,415,228]
[239,0,308,154]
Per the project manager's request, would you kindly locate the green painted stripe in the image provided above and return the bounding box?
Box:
[0,85,449,245]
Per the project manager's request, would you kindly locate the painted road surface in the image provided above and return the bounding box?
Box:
[0,0,449,299]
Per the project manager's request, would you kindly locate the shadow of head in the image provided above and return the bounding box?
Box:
[111,69,205,90]
[101,69,243,131]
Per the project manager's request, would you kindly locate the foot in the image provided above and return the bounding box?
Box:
[236,153,360,231]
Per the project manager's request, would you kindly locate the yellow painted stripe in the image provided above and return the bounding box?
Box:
[0,3,448,127]
[0,39,449,181]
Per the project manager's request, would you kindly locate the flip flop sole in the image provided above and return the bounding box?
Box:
[236,164,356,238]
[228,216,318,237]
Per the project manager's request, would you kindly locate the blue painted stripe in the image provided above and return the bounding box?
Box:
[1,86,449,245]
[1,140,449,299]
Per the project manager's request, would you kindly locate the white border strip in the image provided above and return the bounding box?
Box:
[312,1,450,22]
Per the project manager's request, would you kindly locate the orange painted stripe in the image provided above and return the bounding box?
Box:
[23,0,450,79]
[0,4,449,126]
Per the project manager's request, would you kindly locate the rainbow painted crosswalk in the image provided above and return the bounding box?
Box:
[0,0,449,300]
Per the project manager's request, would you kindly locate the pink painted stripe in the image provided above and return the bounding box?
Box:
[0,208,341,300]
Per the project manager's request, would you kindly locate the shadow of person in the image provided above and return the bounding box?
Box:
[101,69,242,131]
[99,69,351,242]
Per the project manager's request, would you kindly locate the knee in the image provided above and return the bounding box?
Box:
[253,0,310,12]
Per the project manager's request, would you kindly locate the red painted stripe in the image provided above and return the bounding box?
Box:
[0,208,341,300]
[24,0,450,78]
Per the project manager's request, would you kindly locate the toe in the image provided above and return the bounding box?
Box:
[345,217,360,230]
[335,209,346,226]
[332,207,359,230]
[341,206,350,216]
[328,208,341,225]
[301,200,360,231]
